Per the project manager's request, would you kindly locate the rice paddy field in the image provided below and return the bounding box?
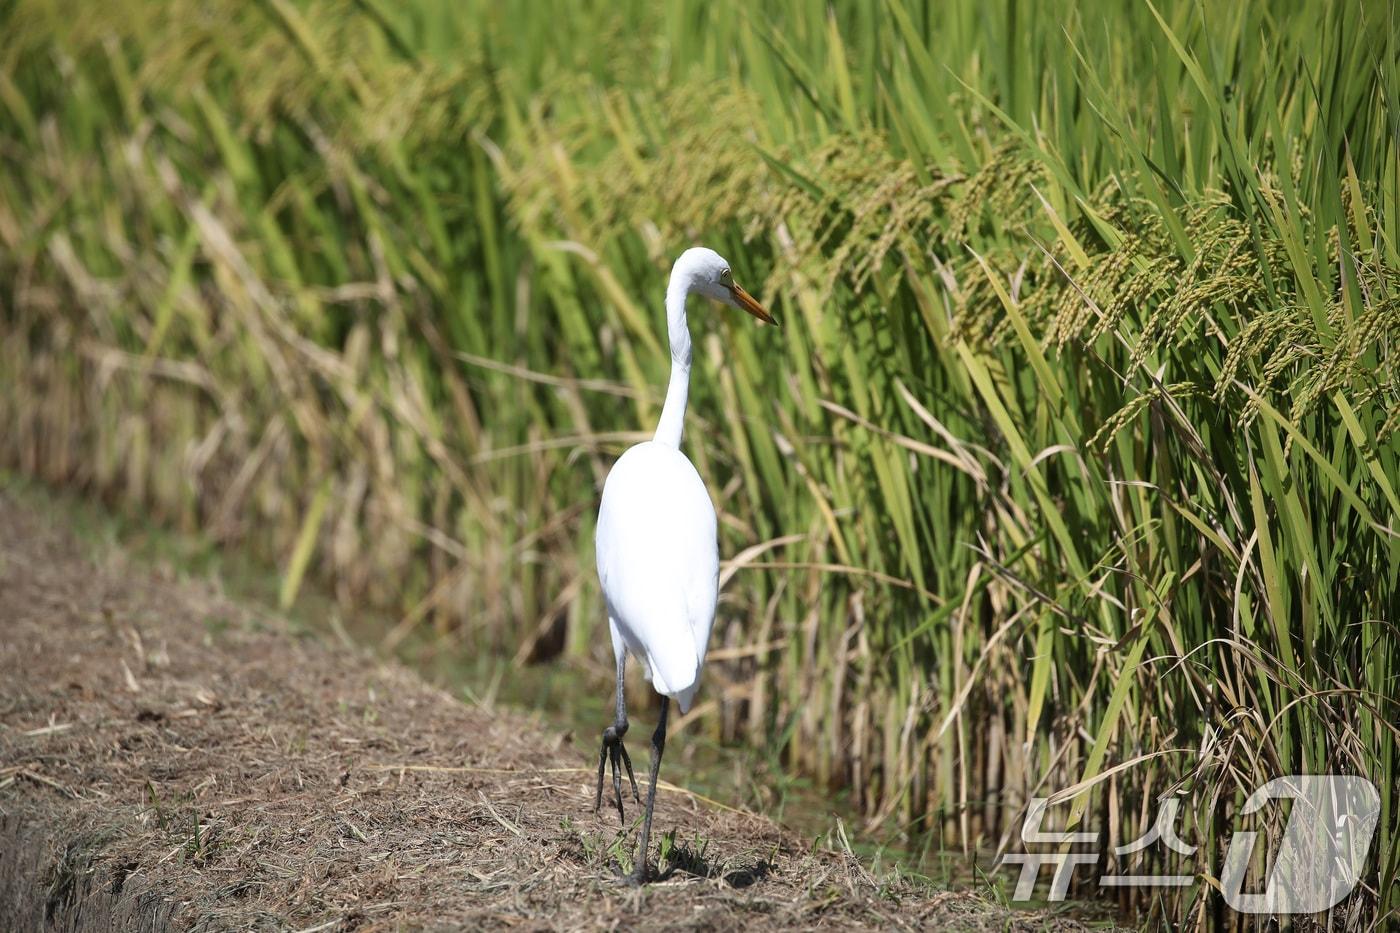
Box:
[2,0,1397,926]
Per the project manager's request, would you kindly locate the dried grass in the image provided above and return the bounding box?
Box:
[0,491,1098,931]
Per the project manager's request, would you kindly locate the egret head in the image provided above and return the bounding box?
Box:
[673,247,776,326]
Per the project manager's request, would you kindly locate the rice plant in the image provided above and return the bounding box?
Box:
[2,0,1396,924]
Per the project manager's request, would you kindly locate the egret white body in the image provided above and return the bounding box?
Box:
[597,440,717,714]
[591,246,774,884]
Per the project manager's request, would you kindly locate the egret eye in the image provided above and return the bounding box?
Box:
[720,268,731,282]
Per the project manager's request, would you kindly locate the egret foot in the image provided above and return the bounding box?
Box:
[626,696,670,887]
[595,649,640,823]
[594,721,640,824]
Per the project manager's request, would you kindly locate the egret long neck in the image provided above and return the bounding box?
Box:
[653,282,692,448]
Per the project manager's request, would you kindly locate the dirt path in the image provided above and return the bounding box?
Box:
[0,490,1088,931]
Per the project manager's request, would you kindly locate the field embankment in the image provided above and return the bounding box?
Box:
[0,490,1102,931]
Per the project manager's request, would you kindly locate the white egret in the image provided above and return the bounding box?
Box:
[593,246,775,884]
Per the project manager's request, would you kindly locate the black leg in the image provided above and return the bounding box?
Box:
[594,652,640,823]
[628,696,669,885]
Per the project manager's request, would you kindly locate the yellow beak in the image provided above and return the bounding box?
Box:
[727,282,777,326]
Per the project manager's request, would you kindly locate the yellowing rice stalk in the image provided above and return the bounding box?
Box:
[1,0,1396,923]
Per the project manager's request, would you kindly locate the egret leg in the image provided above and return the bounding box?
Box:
[628,696,669,885]
[594,652,640,823]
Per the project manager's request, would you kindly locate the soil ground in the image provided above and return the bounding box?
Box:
[0,488,1099,931]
